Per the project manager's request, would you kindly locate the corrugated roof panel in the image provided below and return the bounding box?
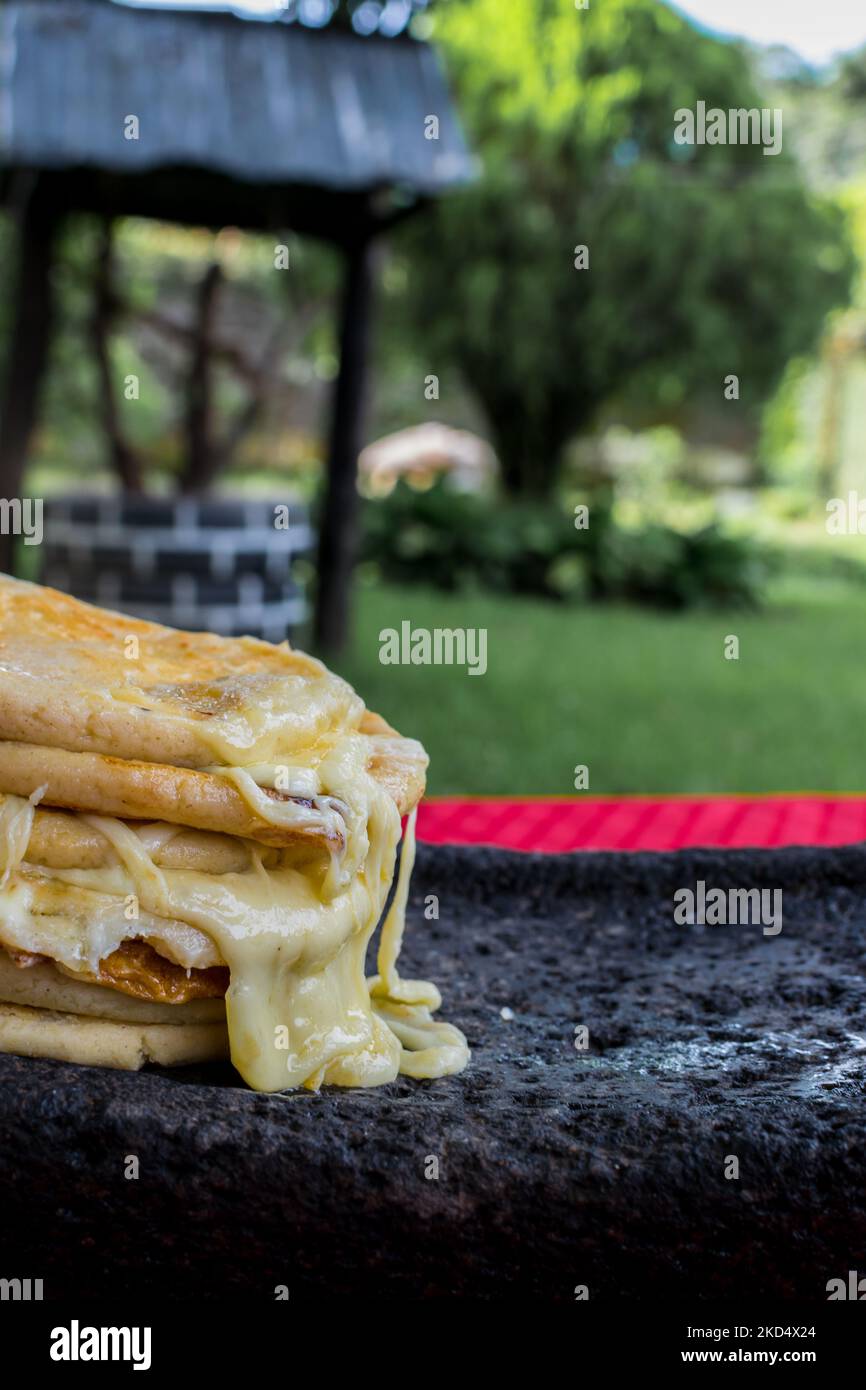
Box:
[0,0,474,193]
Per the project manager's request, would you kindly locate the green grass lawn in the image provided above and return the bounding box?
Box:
[336,578,866,796]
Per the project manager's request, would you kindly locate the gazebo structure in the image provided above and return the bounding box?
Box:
[0,0,473,649]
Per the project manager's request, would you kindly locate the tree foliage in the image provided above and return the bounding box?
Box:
[401,0,855,495]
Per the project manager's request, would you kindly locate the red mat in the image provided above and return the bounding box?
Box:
[416,796,866,853]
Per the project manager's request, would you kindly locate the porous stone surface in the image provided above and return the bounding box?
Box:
[1,842,865,1301]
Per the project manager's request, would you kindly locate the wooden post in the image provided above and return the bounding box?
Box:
[182,261,222,493]
[0,178,62,574]
[90,217,144,493]
[313,235,376,654]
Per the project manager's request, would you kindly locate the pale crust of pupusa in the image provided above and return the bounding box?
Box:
[0,733,426,848]
[0,1000,229,1070]
[0,742,343,848]
[6,803,279,872]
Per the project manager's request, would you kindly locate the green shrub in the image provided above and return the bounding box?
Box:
[361,480,768,609]
[588,520,770,608]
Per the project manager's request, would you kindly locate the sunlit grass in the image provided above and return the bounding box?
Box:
[336,579,866,796]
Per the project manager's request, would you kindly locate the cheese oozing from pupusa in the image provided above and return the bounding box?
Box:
[0,735,469,1091]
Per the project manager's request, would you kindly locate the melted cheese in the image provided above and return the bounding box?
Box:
[209,739,374,894]
[0,792,36,889]
[0,769,470,1090]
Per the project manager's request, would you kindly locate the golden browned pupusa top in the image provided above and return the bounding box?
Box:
[0,575,364,766]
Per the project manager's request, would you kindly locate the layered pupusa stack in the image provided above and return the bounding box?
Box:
[0,575,469,1091]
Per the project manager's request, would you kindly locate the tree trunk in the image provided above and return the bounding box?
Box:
[90,218,144,493]
[313,237,376,656]
[181,262,222,494]
[0,176,62,573]
[486,400,571,499]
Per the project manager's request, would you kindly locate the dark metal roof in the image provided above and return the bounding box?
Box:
[0,0,474,195]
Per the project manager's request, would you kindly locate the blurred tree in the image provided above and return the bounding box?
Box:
[5,213,340,491]
[401,0,855,496]
[840,46,866,104]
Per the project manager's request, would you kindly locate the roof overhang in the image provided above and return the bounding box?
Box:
[0,0,475,238]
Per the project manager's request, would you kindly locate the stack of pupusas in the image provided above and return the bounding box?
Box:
[0,575,468,1091]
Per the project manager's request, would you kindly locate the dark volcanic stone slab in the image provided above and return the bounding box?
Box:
[1,842,865,1302]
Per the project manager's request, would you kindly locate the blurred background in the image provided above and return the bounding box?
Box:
[3,0,866,795]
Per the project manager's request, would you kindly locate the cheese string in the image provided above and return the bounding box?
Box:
[374,807,417,996]
[368,807,470,1078]
[80,813,172,919]
[369,808,437,1006]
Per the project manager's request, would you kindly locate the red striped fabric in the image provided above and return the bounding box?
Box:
[416,797,866,853]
